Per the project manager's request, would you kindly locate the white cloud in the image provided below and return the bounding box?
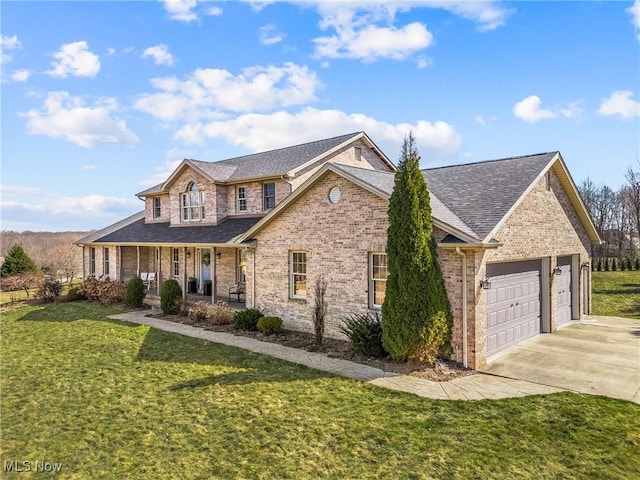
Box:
[259,24,285,45]
[142,44,174,66]
[304,1,509,62]
[427,1,512,32]
[140,157,183,187]
[0,185,141,231]
[1,34,21,64]
[598,90,640,118]
[46,41,100,78]
[19,91,139,147]
[11,69,31,82]
[134,62,320,120]
[313,4,433,62]
[107,47,117,56]
[560,101,584,120]
[204,5,223,16]
[162,0,198,22]
[174,107,462,159]
[81,164,96,171]
[513,95,558,123]
[628,1,640,40]
[416,54,431,69]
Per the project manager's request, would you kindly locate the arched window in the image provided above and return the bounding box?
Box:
[181,182,205,222]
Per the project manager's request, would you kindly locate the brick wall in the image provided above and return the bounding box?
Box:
[470,168,592,368]
[250,172,388,338]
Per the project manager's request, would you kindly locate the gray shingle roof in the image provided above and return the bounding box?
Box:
[206,132,363,181]
[422,153,557,240]
[332,163,481,241]
[92,217,262,244]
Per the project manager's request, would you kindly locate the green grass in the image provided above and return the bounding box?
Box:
[592,271,640,318]
[0,280,79,305]
[2,303,639,479]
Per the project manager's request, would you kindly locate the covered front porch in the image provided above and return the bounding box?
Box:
[113,244,248,305]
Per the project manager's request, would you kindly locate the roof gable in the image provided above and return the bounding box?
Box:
[422,153,558,241]
[136,132,388,197]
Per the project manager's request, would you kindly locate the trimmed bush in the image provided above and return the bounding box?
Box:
[79,275,125,305]
[188,301,210,322]
[257,316,283,335]
[188,301,234,325]
[340,312,387,358]
[208,301,234,325]
[67,286,85,302]
[160,279,182,315]
[36,277,63,302]
[126,276,146,308]
[234,308,263,331]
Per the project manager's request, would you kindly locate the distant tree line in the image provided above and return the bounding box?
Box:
[0,230,89,282]
[578,160,640,270]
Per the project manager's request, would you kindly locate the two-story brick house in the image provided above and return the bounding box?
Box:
[78,131,601,369]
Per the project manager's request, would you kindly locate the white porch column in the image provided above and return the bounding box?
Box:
[136,246,140,276]
[212,247,217,304]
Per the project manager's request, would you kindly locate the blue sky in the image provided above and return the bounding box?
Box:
[1,0,639,232]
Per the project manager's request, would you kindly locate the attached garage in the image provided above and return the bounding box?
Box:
[486,260,542,356]
[556,256,573,326]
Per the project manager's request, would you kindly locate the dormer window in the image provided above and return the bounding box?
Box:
[153,197,161,219]
[263,182,276,211]
[181,182,205,222]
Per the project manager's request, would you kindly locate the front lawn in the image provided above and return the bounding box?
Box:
[2,302,639,479]
[592,271,640,318]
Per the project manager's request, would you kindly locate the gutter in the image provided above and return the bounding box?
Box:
[455,247,468,368]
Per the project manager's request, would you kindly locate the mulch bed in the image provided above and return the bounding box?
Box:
[149,312,475,382]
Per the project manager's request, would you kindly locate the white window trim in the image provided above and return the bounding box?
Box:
[89,247,96,275]
[181,183,205,222]
[262,182,276,211]
[369,252,388,309]
[173,248,180,277]
[153,197,161,219]
[289,251,307,299]
[237,186,248,213]
[103,247,110,276]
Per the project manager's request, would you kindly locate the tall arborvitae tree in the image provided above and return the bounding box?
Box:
[382,134,452,363]
[1,244,39,277]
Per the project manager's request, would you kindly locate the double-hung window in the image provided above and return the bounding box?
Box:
[89,247,96,275]
[289,251,307,299]
[181,183,205,222]
[153,197,161,219]
[237,249,247,283]
[369,253,388,308]
[103,248,110,276]
[262,182,275,211]
[173,248,180,277]
[237,187,248,212]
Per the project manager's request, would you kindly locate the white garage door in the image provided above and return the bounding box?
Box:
[556,256,572,326]
[487,260,541,356]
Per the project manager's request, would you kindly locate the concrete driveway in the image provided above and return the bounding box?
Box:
[480,316,640,403]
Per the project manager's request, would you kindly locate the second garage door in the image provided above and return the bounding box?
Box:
[487,260,541,356]
[556,256,573,326]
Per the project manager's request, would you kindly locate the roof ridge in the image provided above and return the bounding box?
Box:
[421,152,558,172]
[190,132,363,166]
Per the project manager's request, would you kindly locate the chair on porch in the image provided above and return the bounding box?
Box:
[140,272,156,291]
[228,282,246,302]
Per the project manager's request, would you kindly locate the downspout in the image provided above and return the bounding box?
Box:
[252,246,256,308]
[455,247,468,368]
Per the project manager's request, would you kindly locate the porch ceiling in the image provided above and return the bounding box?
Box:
[91,217,261,245]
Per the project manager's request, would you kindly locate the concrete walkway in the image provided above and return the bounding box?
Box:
[109,312,564,401]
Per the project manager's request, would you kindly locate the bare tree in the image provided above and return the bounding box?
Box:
[625,161,640,256]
